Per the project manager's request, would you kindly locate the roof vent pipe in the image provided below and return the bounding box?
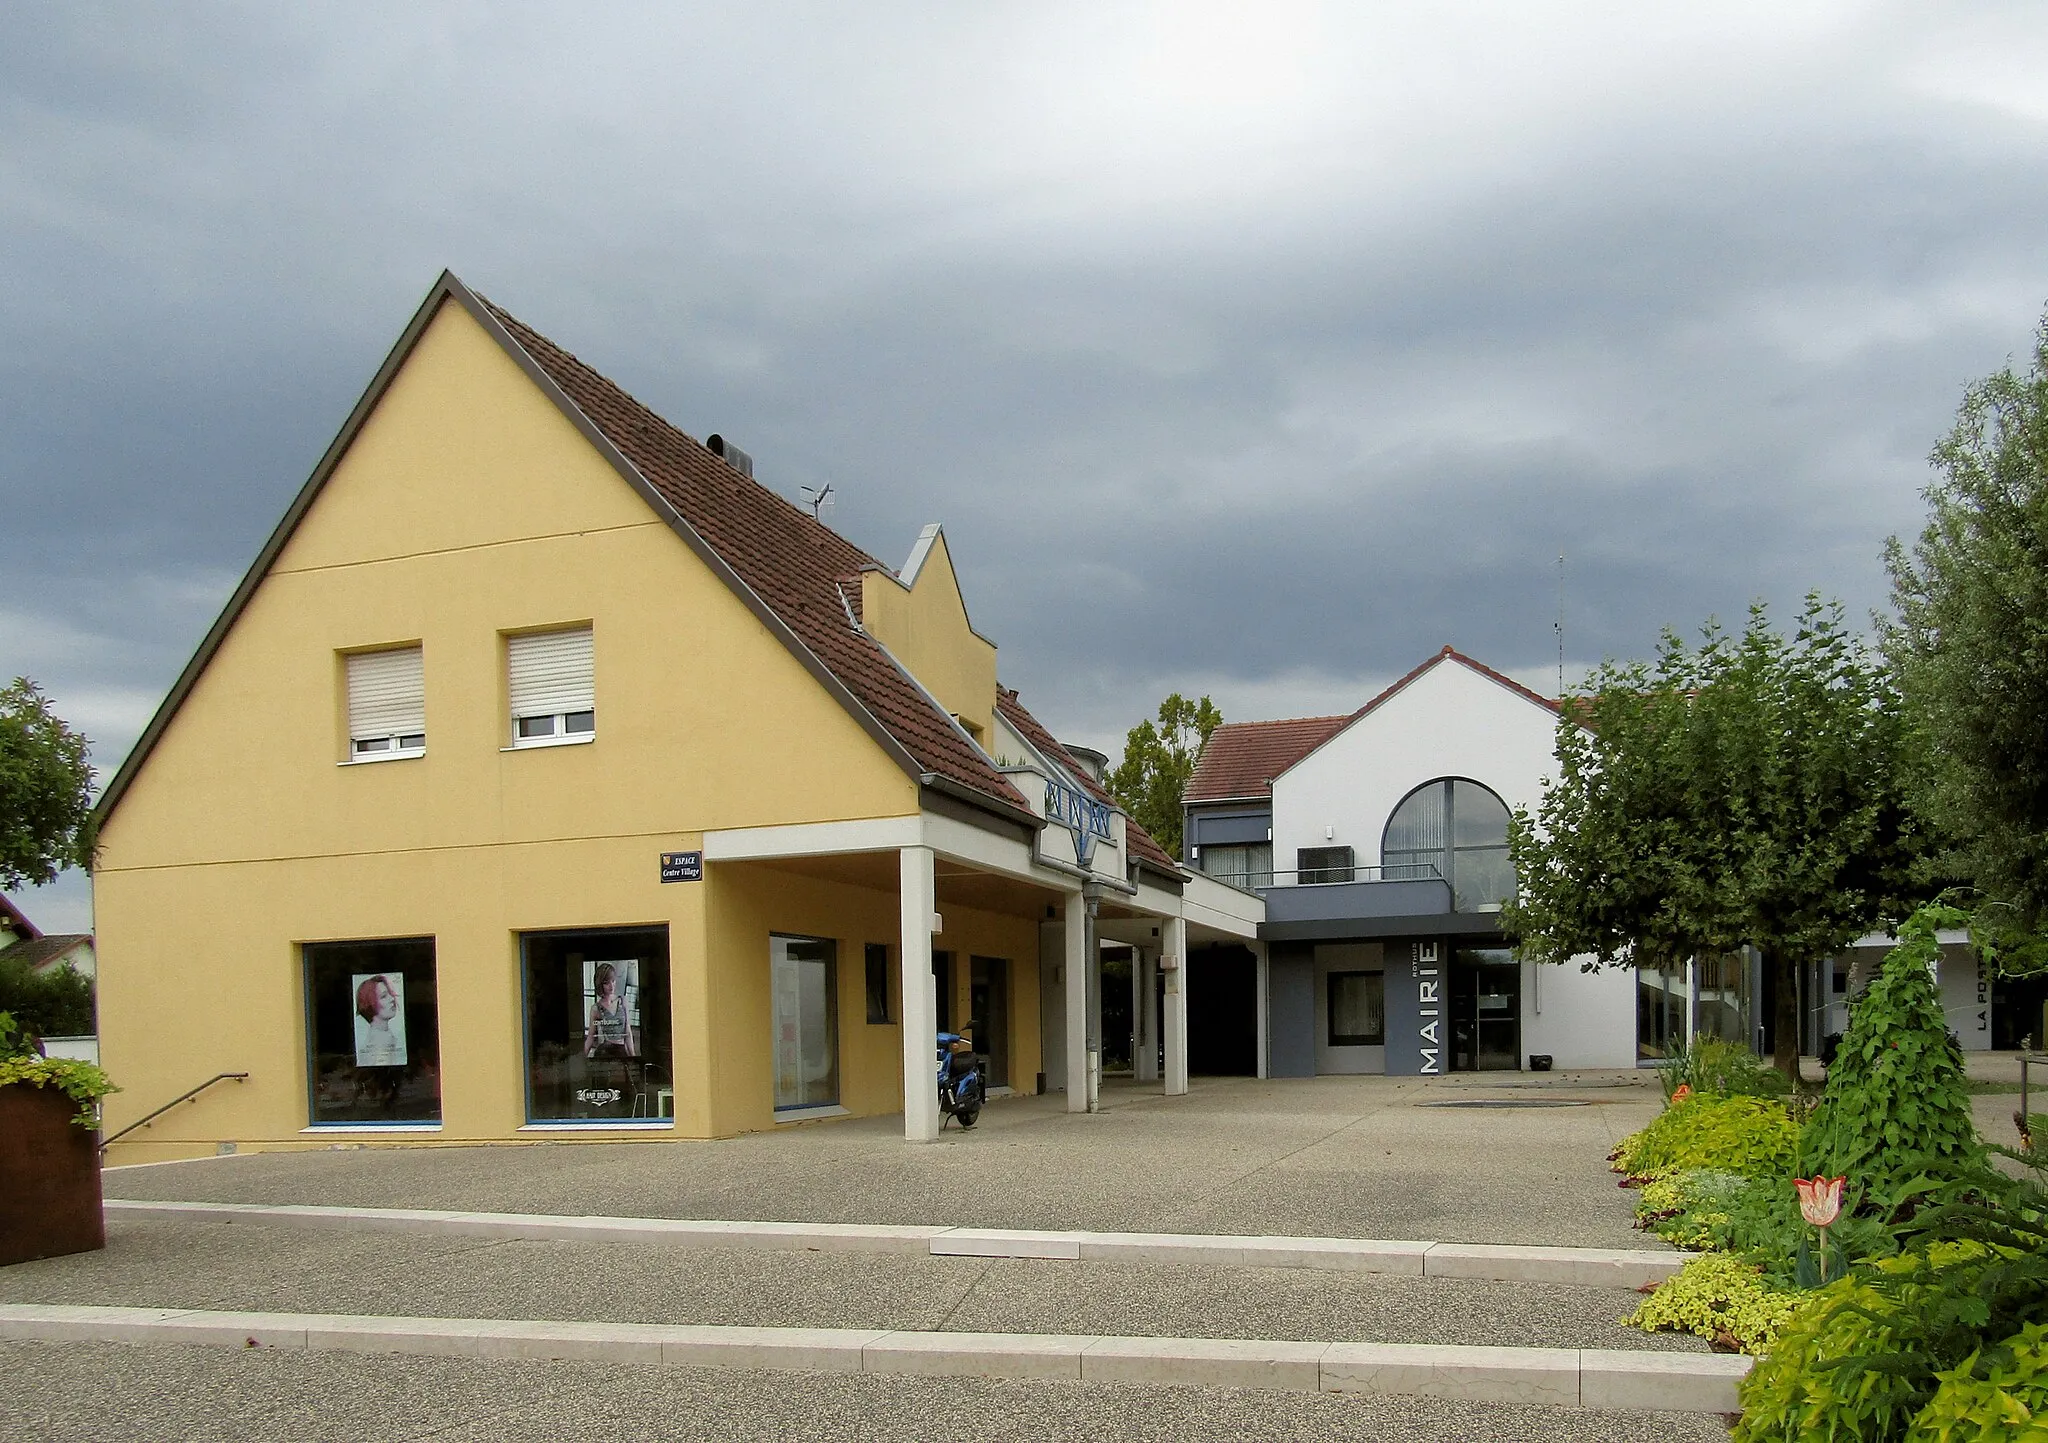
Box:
[705,434,754,477]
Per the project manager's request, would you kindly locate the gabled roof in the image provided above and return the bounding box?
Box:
[1190,647,1566,801]
[996,688,1182,877]
[1184,715,1353,803]
[96,272,1031,827]
[0,933,91,972]
[0,893,39,942]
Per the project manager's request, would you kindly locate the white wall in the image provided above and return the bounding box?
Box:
[1522,960,1637,1069]
[1938,943,1992,1051]
[1271,658,1560,876]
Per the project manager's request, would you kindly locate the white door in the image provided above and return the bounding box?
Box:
[772,935,838,1109]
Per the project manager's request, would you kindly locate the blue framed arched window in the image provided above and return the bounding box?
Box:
[1381,777,1514,912]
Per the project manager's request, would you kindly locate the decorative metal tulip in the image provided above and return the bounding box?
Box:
[1794,1175,1846,1282]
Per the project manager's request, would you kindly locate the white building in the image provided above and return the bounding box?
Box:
[1184,647,1639,1075]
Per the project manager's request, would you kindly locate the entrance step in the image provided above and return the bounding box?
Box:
[0,1303,1750,1413]
[105,1200,1682,1289]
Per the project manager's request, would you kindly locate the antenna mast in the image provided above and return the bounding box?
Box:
[801,483,835,521]
[1554,552,1566,699]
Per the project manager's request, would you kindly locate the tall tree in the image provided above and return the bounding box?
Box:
[0,678,96,890]
[1107,692,1221,861]
[1504,598,1921,1078]
[1886,308,2048,952]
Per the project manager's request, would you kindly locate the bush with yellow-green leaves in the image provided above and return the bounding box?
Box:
[1611,1091,1800,1182]
[1627,1253,1803,1354]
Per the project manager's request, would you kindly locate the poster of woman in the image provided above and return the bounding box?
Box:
[583,959,639,1057]
[352,973,408,1067]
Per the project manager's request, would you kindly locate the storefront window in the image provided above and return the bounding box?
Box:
[772,934,838,1110]
[1326,970,1385,1046]
[1693,949,1754,1052]
[521,926,671,1123]
[304,938,441,1126]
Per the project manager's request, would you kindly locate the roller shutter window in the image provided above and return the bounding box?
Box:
[346,647,426,756]
[508,626,595,743]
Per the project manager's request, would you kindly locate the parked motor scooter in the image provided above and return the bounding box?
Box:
[936,1030,986,1129]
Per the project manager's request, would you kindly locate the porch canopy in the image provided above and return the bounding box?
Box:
[703,801,1261,1141]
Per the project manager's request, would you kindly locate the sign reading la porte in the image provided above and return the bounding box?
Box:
[1044,778,1114,867]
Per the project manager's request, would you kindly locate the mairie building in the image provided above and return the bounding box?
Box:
[91,272,1260,1161]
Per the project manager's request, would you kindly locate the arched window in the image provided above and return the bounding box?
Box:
[1381,778,1514,911]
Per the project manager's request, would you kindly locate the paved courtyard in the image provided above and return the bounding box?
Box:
[106,1070,1670,1248]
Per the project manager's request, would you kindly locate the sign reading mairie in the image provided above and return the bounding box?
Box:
[1044,777,1114,867]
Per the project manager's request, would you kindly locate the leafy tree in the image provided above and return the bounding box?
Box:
[0,955,95,1042]
[1505,598,1922,1078]
[1886,308,2048,949]
[1107,692,1221,860]
[0,678,95,890]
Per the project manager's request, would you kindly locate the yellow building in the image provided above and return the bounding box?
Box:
[92,273,1261,1161]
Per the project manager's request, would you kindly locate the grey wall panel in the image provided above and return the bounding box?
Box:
[1383,937,1447,1076]
[1189,809,1273,847]
[1268,951,1316,1078]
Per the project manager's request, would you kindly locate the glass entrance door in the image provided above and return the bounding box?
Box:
[772,935,838,1110]
[1450,946,1520,1072]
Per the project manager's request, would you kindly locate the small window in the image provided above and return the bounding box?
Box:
[1327,970,1385,1047]
[1297,845,1355,885]
[508,627,595,746]
[1200,843,1273,889]
[865,943,893,1024]
[345,647,426,757]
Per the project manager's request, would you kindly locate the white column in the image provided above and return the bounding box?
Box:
[1163,914,1189,1096]
[1254,941,1270,1080]
[1135,949,1159,1083]
[1064,892,1089,1112]
[899,846,940,1143]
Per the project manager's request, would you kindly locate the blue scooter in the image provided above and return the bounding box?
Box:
[936,1030,986,1129]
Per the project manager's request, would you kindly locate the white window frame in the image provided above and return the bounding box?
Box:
[506,626,596,751]
[342,646,426,765]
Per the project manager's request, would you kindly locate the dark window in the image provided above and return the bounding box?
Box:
[521,926,671,1123]
[865,943,892,1024]
[304,937,441,1126]
[1326,970,1385,1046]
[1297,846,1355,884]
[1382,778,1514,909]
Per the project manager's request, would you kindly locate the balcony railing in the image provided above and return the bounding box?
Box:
[1196,862,1446,892]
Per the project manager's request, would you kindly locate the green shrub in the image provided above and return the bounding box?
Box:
[1629,1252,1804,1354]
[0,1011,116,1126]
[0,953,93,1039]
[1907,1321,2048,1442]
[1614,1093,1799,1181]
[1657,1033,1793,1102]
[1734,1273,1927,1442]
[1799,905,1982,1200]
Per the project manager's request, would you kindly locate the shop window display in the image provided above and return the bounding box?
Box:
[522,926,671,1123]
[304,938,441,1125]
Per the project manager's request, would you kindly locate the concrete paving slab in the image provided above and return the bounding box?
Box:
[1083,1335,1329,1391]
[0,1302,194,1342]
[1079,1231,1433,1273]
[933,1226,1084,1259]
[1424,1242,1683,1289]
[659,1324,886,1373]
[1579,1348,1751,1414]
[1322,1341,1583,1407]
[864,1329,1094,1380]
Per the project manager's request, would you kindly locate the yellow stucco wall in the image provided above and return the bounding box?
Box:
[859,531,998,744]
[92,299,949,1159]
[706,862,1038,1135]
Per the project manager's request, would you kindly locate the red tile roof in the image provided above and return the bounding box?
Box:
[481,299,1029,817]
[1184,715,1354,802]
[997,689,1181,875]
[1186,647,1564,801]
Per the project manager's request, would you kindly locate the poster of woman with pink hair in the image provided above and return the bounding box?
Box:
[352,972,408,1066]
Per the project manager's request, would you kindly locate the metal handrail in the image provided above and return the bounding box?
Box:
[1258,864,1447,887]
[98,1072,248,1153]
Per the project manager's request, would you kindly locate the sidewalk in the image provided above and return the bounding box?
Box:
[106,1072,1669,1249]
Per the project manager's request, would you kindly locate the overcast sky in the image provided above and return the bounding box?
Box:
[5,3,2046,931]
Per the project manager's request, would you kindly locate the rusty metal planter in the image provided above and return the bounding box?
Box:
[0,1083,105,1267]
